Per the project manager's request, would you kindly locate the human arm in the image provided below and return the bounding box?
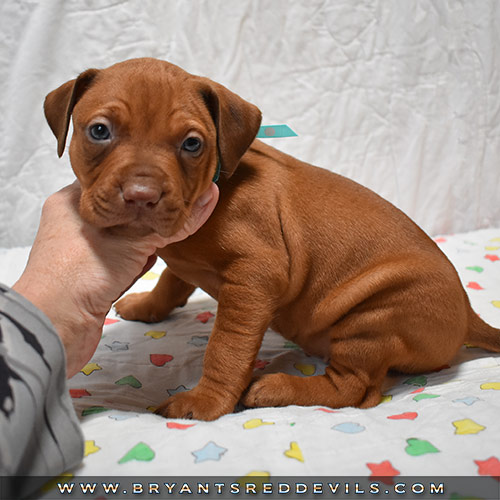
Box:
[12,181,218,377]
[0,180,217,492]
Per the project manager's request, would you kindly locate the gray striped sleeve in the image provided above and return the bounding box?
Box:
[0,284,83,486]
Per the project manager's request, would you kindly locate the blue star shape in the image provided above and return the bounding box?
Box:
[167,385,188,396]
[105,341,129,352]
[453,396,479,406]
[108,413,138,421]
[188,335,209,347]
[192,441,227,463]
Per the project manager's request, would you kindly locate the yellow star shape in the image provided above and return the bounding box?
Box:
[84,440,101,457]
[80,363,102,376]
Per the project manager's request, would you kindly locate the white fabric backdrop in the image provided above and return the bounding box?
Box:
[0,0,499,248]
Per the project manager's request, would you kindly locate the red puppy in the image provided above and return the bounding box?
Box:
[44,58,500,420]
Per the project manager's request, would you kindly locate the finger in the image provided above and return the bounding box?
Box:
[185,183,219,236]
[195,183,218,209]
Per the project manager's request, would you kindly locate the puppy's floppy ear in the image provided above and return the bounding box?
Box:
[44,69,100,157]
[197,78,262,179]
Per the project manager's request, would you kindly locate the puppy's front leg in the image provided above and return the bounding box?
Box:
[157,283,273,421]
[115,267,195,322]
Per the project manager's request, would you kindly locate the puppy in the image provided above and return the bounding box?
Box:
[44,58,500,420]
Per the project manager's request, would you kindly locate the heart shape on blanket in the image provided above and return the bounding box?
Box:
[118,442,155,464]
[332,422,365,433]
[243,418,275,430]
[284,441,304,462]
[466,266,484,273]
[150,354,174,366]
[413,393,440,402]
[387,412,418,420]
[82,406,108,416]
[145,330,166,339]
[467,282,484,290]
[115,375,142,389]
[404,375,427,387]
[485,254,500,262]
[141,271,160,280]
[196,311,215,323]
[480,382,500,390]
[294,363,316,376]
[405,438,439,456]
[70,389,91,398]
[167,422,196,430]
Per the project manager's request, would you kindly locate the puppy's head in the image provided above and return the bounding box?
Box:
[44,58,261,237]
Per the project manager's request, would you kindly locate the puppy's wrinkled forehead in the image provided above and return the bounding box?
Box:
[75,60,213,140]
[45,57,262,180]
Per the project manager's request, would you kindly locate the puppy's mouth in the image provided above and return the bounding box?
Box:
[80,181,188,237]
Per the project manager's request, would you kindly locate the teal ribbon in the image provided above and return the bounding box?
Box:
[213,124,297,182]
[256,124,297,138]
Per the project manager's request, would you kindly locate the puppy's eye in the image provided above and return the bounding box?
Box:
[182,137,202,153]
[89,123,111,141]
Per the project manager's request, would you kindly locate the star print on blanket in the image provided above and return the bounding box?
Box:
[60,228,500,488]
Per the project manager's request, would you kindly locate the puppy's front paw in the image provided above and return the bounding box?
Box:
[115,292,166,322]
[156,387,234,421]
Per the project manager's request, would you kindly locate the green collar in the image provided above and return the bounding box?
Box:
[212,160,221,183]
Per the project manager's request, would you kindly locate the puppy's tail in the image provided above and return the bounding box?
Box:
[466,310,500,352]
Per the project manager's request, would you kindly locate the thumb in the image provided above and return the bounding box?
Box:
[165,183,219,244]
[186,183,219,236]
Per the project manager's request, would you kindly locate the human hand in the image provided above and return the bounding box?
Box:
[13,181,218,377]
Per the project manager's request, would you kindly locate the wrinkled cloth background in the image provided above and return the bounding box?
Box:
[1,0,499,247]
[1,2,500,488]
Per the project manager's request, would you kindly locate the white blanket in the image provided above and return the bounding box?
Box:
[1,1,500,496]
[1,228,499,492]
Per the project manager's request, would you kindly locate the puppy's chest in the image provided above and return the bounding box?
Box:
[159,252,222,300]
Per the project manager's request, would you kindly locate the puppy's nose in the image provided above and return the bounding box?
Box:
[121,181,162,207]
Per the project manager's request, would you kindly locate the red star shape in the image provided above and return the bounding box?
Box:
[474,457,500,481]
[367,461,400,485]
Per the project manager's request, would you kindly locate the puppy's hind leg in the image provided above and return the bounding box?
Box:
[242,336,388,410]
[115,267,195,323]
